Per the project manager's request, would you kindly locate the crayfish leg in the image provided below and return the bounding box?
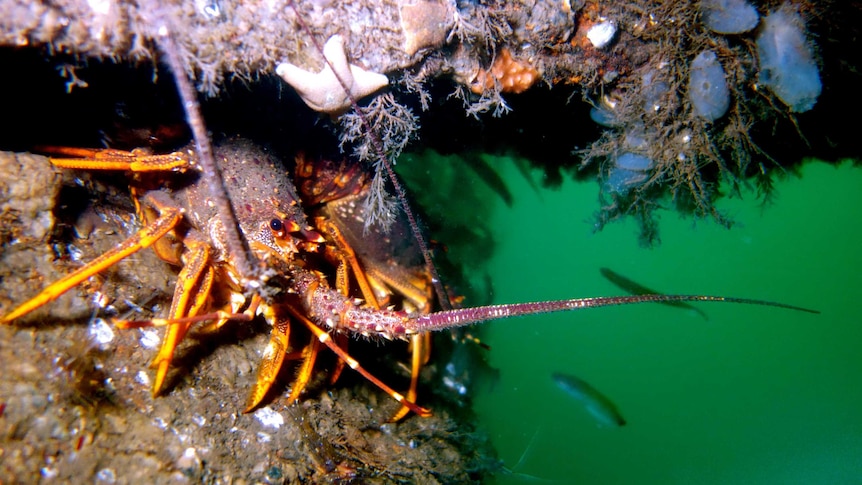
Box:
[389,333,432,422]
[317,217,381,310]
[319,223,386,394]
[327,334,349,385]
[244,313,291,413]
[196,282,258,335]
[151,239,213,396]
[287,306,432,418]
[366,263,433,314]
[43,146,194,172]
[286,336,321,404]
[0,207,182,324]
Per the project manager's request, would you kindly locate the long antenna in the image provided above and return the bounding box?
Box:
[154,24,257,288]
[286,1,453,310]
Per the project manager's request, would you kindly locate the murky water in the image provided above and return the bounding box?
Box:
[460,159,862,484]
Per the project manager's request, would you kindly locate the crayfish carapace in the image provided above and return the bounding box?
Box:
[0,139,819,420]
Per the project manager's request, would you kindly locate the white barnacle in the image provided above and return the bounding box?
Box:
[139,329,160,349]
[87,0,111,15]
[195,0,222,20]
[253,407,284,429]
[88,318,114,347]
[135,370,150,386]
[587,20,617,49]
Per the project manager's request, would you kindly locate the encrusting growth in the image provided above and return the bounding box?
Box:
[469,48,539,95]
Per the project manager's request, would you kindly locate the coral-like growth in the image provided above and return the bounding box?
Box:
[337,93,420,230]
[447,4,513,55]
[338,92,419,164]
[451,83,511,119]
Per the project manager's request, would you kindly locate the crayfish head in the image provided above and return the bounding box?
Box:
[247,214,326,264]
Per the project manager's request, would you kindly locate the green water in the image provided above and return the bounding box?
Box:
[453,159,862,484]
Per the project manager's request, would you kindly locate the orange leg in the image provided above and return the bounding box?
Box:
[316,217,436,420]
[291,221,386,405]
[286,305,432,417]
[2,146,197,324]
[286,336,321,404]
[150,239,213,396]
[273,246,356,410]
[366,263,433,314]
[244,309,291,412]
[44,146,194,172]
[324,231,381,389]
[327,333,350,385]
[301,215,435,419]
[389,333,430,422]
[363,264,434,421]
[196,274,257,334]
[1,207,182,324]
[317,217,380,309]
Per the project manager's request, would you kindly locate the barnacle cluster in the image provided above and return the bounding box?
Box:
[568,1,829,243]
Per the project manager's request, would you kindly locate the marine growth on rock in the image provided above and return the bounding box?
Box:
[688,50,730,121]
[756,6,822,113]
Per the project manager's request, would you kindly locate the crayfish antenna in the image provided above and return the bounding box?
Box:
[153,22,258,290]
[286,0,452,311]
[406,295,820,333]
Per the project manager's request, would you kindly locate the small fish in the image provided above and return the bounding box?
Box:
[599,267,709,320]
[552,372,626,427]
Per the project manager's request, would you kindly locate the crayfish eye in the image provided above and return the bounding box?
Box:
[269,218,284,235]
